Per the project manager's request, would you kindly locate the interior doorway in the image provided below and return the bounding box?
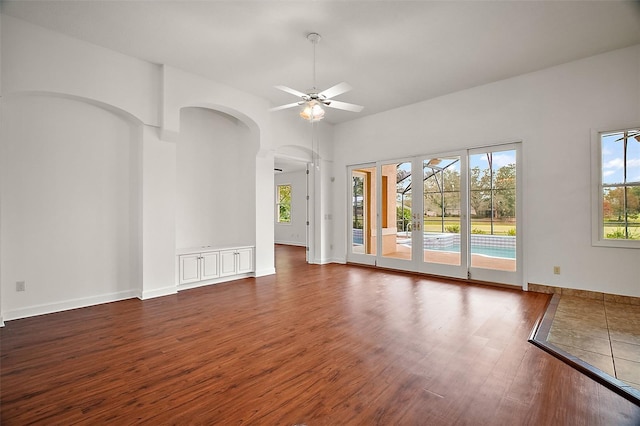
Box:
[274,153,310,261]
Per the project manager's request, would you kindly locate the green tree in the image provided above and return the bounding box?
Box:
[629,187,640,216]
[469,166,491,217]
[494,163,516,218]
[424,168,460,216]
[605,187,640,220]
[352,176,364,229]
[277,184,291,223]
[397,205,412,231]
[604,187,625,220]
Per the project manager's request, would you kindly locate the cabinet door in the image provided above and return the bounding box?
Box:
[179,254,201,284]
[220,250,237,277]
[236,248,254,274]
[200,251,220,280]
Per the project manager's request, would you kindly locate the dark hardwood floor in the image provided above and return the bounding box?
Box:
[2,244,639,425]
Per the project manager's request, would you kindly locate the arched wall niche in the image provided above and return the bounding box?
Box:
[172,101,262,152]
[275,145,314,164]
[1,91,144,319]
[176,106,258,250]
[4,91,146,126]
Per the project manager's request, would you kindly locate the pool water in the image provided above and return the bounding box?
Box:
[428,244,516,259]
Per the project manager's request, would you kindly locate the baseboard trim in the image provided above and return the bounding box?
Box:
[2,289,139,322]
[254,267,276,277]
[177,272,256,291]
[528,283,640,305]
[274,241,306,247]
[139,286,177,300]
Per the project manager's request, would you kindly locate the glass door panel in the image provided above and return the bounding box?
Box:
[348,165,376,264]
[468,146,520,285]
[380,161,413,261]
[423,156,462,266]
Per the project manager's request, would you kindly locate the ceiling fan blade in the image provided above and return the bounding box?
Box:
[269,102,301,112]
[325,100,364,113]
[275,85,307,98]
[319,82,352,100]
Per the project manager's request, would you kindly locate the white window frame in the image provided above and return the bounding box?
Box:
[276,183,292,224]
[591,126,640,249]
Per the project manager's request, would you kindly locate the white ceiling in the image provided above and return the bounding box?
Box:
[3,0,640,128]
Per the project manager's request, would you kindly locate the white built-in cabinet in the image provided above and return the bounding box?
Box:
[177,246,254,288]
[179,251,220,284]
[220,248,254,277]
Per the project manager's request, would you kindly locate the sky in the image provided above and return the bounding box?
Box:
[391,150,515,182]
[602,131,640,185]
[388,139,637,185]
[469,150,515,171]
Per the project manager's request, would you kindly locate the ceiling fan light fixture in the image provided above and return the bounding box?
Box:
[270,32,363,120]
[300,100,325,122]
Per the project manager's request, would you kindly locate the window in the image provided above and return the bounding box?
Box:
[276,184,292,223]
[593,127,640,247]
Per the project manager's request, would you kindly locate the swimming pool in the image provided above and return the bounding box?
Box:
[427,244,516,259]
[353,230,516,259]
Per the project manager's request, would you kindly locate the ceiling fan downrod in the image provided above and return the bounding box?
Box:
[307,32,321,91]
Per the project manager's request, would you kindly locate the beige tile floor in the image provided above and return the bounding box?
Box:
[547,296,640,390]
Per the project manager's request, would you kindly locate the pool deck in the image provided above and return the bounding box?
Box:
[381,243,516,271]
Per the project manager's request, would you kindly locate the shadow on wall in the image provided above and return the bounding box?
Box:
[176,107,259,250]
[1,92,143,317]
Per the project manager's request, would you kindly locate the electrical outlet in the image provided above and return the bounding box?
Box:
[16,281,26,292]
[553,266,561,275]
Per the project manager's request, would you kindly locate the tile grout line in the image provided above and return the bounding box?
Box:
[529,294,640,405]
[603,299,618,381]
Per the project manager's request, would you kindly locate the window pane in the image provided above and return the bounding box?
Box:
[469,150,516,271]
[603,187,625,238]
[601,132,625,185]
[423,157,461,266]
[277,184,291,223]
[381,162,412,260]
[629,136,640,184]
[600,129,640,241]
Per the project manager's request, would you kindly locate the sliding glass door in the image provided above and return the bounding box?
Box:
[347,143,521,287]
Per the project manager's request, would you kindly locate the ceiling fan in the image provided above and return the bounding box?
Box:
[269,33,364,122]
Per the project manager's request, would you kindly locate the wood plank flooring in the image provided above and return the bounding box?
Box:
[2,244,639,425]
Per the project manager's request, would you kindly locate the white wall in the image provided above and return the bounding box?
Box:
[160,65,275,277]
[274,170,308,246]
[177,107,257,249]
[1,15,160,125]
[0,94,141,319]
[140,125,177,299]
[332,44,640,298]
[270,113,337,262]
[0,14,279,320]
